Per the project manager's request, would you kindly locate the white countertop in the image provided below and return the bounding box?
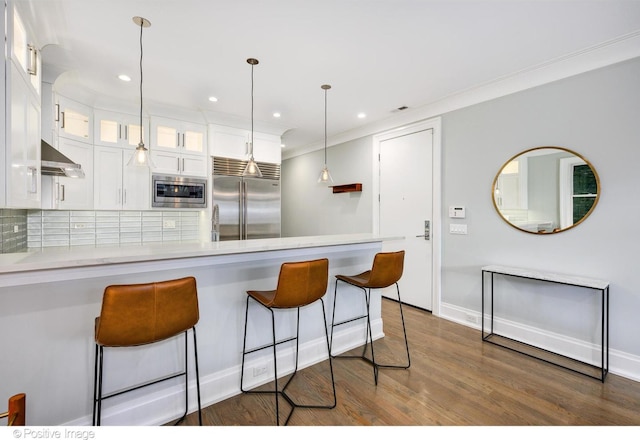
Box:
[0,233,402,275]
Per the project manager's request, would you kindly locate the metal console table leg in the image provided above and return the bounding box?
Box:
[481,265,609,382]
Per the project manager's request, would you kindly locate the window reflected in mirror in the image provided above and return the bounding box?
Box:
[492,146,600,234]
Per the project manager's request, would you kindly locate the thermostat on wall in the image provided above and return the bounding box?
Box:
[449,206,466,218]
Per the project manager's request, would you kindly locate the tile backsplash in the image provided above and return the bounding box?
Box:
[1,209,28,253]
[26,210,202,249]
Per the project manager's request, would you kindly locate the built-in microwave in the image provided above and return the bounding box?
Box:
[152,174,207,208]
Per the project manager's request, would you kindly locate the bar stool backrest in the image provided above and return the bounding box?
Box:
[272,258,329,308]
[0,393,25,426]
[95,276,199,347]
[366,251,405,288]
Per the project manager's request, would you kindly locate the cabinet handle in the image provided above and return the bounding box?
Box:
[60,111,65,129]
[55,104,60,122]
[60,184,65,202]
[28,167,38,194]
[125,125,128,140]
[182,158,185,171]
[27,45,38,76]
[123,189,127,205]
[177,133,180,147]
[182,133,185,147]
[118,124,122,140]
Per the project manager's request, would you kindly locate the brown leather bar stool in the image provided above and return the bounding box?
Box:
[0,393,26,426]
[240,258,336,425]
[330,250,410,385]
[92,276,202,426]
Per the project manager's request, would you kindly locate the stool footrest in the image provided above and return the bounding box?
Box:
[332,314,367,327]
[243,335,297,356]
[98,370,186,401]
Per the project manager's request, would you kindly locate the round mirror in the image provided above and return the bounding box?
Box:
[492,146,600,234]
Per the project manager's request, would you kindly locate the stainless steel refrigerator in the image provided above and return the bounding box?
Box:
[211,157,281,241]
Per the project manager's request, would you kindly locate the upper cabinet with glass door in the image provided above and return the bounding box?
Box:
[10,3,41,97]
[56,96,93,143]
[150,116,206,156]
[94,109,148,149]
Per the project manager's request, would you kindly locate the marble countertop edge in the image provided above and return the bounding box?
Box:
[0,234,404,275]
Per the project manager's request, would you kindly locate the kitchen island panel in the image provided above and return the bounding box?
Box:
[0,235,395,425]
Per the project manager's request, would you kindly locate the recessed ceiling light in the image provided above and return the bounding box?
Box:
[118,74,131,82]
[280,143,286,148]
[208,96,218,102]
[273,112,281,118]
[357,113,366,119]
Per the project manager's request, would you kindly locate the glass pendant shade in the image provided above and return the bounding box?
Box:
[318,164,333,183]
[243,154,263,177]
[128,16,153,169]
[242,58,262,177]
[318,84,333,184]
[127,143,155,167]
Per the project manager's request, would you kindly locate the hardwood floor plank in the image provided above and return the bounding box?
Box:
[178,298,640,426]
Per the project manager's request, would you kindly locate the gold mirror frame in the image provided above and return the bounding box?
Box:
[492,146,600,234]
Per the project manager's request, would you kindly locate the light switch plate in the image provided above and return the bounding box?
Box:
[450,224,468,235]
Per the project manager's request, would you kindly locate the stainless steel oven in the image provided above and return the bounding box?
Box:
[152,174,207,208]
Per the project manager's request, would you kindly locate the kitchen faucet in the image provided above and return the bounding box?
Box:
[211,204,220,242]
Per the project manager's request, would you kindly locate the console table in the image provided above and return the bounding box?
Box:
[481,265,609,382]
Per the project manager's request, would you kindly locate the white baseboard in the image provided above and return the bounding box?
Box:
[440,302,640,383]
[66,319,382,426]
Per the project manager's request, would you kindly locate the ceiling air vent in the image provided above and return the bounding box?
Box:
[391,106,409,113]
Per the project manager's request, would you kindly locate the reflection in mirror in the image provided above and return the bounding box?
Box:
[492,146,600,234]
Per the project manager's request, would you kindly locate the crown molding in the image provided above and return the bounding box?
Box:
[283,30,640,161]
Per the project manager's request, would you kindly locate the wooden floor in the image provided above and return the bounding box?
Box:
[179,298,640,426]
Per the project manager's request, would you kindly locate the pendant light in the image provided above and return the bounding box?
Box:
[127,16,154,168]
[318,84,333,184]
[242,58,262,177]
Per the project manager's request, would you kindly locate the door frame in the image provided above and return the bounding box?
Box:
[372,117,442,316]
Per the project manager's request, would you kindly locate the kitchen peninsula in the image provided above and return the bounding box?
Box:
[0,233,401,425]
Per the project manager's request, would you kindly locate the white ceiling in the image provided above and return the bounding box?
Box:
[20,0,640,157]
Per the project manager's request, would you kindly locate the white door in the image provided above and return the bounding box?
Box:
[379,128,433,310]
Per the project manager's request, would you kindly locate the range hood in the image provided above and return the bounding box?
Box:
[41,140,85,178]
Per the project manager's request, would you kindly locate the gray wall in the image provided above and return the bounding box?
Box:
[442,57,640,356]
[282,136,373,237]
[282,57,640,362]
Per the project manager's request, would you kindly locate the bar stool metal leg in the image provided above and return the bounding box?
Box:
[329,251,411,385]
[240,259,336,425]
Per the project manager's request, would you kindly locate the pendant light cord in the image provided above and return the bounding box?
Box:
[139,20,144,147]
[250,62,254,156]
[324,87,327,165]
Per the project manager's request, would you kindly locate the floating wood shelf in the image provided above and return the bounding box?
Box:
[331,183,362,193]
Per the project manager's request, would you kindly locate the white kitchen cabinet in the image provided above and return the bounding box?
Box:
[151,116,206,155]
[3,1,41,209]
[253,131,282,164]
[150,116,207,177]
[209,125,248,160]
[49,138,94,210]
[151,150,208,177]
[6,61,40,208]
[209,124,281,164]
[56,96,93,142]
[94,146,150,210]
[10,3,40,96]
[94,109,148,149]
